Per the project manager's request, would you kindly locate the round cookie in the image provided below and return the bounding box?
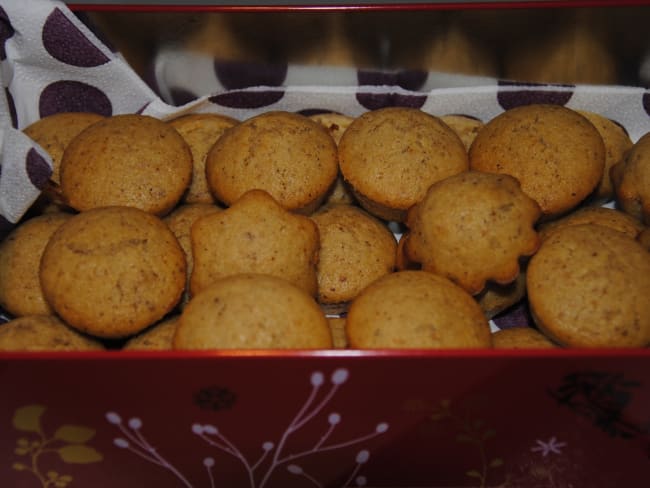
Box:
[0,315,105,351]
[174,273,332,350]
[538,206,645,242]
[405,171,541,295]
[576,110,632,203]
[168,113,239,204]
[205,111,338,214]
[123,316,179,351]
[527,224,650,348]
[311,204,397,313]
[338,107,468,222]
[190,190,320,297]
[23,112,105,203]
[346,270,492,349]
[610,131,650,225]
[440,114,484,152]
[40,206,186,339]
[491,326,557,349]
[60,114,192,216]
[0,212,73,317]
[164,203,223,303]
[469,104,606,219]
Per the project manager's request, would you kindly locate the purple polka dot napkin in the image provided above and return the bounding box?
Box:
[4,0,650,238]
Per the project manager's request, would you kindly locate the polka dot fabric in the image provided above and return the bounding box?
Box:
[4,0,650,242]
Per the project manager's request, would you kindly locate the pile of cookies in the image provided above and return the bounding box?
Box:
[0,103,648,351]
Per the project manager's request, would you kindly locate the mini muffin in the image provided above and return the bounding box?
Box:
[40,206,186,339]
[312,204,397,313]
[538,206,645,241]
[527,224,650,348]
[23,112,105,203]
[174,273,332,350]
[0,212,73,317]
[346,270,492,349]
[610,131,650,225]
[164,203,222,303]
[309,112,356,206]
[440,114,484,152]
[475,271,527,320]
[0,315,104,351]
[327,316,348,349]
[190,190,320,297]
[469,104,606,219]
[123,316,179,351]
[338,107,468,222]
[168,113,239,204]
[491,326,557,349]
[576,110,633,203]
[405,171,541,295]
[60,114,192,216]
[206,111,338,214]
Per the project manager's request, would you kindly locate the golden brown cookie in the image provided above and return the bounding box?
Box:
[346,270,492,349]
[538,206,645,241]
[174,273,332,350]
[610,131,650,225]
[168,113,239,204]
[405,171,541,295]
[311,204,397,313]
[491,326,557,349]
[206,111,338,214]
[23,112,105,203]
[576,110,632,203]
[60,114,192,216]
[40,206,186,339]
[440,114,484,152]
[190,190,320,297]
[164,203,222,303]
[338,107,468,222]
[0,212,73,317]
[527,224,650,348]
[122,315,179,351]
[469,104,606,219]
[0,315,104,351]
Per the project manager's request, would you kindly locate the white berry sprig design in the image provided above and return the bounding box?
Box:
[106,368,389,487]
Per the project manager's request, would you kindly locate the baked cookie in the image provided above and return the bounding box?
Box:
[405,171,541,295]
[60,114,192,216]
[190,190,320,297]
[23,112,105,204]
[440,114,484,152]
[206,111,338,214]
[469,104,606,219]
[338,107,468,222]
[309,112,356,207]
[610,131,650,225]
[164,203,222,303]
[312,204,397,313]
[40,206,186,339]
[0,315,104,351]
[527,224,650,348]
[168,113,239,204]
[538,206,645,241]
[174,273,332,350]
[0,212,73,317]
[346,270,492,349]
[122,315,179,351]
[491,326,557,349]
[576,110,633,203]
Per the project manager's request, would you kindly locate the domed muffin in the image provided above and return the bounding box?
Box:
[610,131,650,225]
[538,206,645,242]
[206,111,338,214]
[339,107,468,222]
[469,104,606,220]
[174,273,332,350]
